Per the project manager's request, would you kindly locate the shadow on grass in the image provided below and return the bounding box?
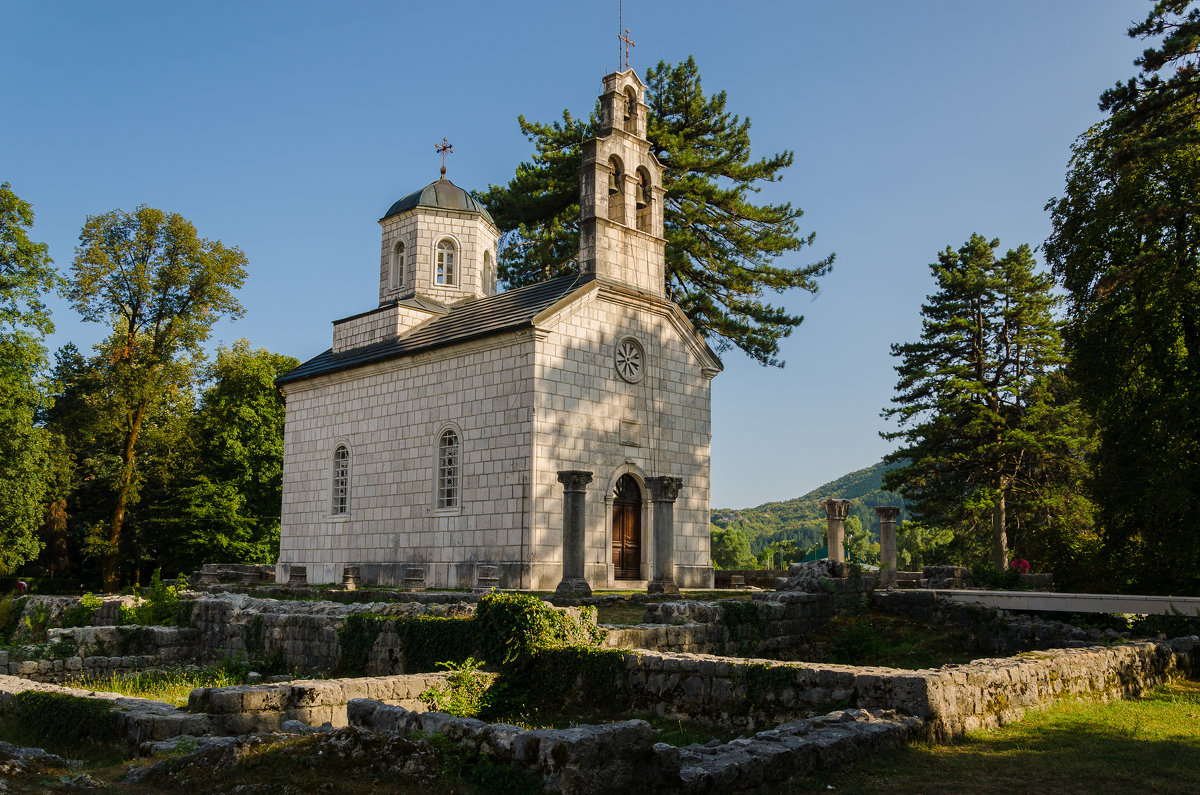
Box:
[757,680,1200,794]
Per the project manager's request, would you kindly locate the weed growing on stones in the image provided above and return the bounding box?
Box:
[418,657,496,717]
[119,570,188,626]
[59,592,101,628]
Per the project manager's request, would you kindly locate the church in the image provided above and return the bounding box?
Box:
[276,68,722,591]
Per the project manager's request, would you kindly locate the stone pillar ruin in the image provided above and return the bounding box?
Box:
[876,506,901,588]
[554,470,594,599]
[646,476,683,595]
[822,498,851,564]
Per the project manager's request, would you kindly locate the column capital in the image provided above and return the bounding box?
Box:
[646,475,683,503]
[875,506,901,522]
[557,470,594,492]
[821,498,851,521]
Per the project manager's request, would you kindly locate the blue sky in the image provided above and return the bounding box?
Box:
[2,1,1148,508]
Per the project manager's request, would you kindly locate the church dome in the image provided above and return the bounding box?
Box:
[382,178,495,225]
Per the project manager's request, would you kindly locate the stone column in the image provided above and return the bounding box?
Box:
[876,506,901,588]
[821,498,851,563]
[554,470,594,599]
[646,476,683,595]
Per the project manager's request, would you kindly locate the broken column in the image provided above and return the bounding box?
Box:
[646,476,683,595]
[821,498,851,564]
[876,506,901,588]
[554,470,594,599]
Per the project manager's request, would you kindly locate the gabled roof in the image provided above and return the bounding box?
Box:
[277,273,594,385]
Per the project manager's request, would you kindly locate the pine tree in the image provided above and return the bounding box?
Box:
[480,57,832,366]
[882,235,1093,572]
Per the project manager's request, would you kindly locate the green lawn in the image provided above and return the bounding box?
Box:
[754,678,1200,794]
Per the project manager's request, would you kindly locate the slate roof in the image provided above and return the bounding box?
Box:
[277,273,593,385]
[381,177,496,226]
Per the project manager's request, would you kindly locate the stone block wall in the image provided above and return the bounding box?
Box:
[278,330,536,588]
[620,637,1198,738]
[1,626,201,683]
[601,594,833,656]
[188,672,448,733]
[872,590,1129,654]
[188,593,476,673]
[530,285,717,590]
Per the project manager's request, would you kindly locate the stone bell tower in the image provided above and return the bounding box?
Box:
[578,69,667,297]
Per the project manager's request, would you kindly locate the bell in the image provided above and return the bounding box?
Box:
[636,191,648,210]
[608,170,621,194]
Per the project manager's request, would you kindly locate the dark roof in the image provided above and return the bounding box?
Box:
[278,273,593,385]
[381,177,496,226]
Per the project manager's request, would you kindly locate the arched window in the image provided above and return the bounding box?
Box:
[332,444,350,515]
[391,240,406,290]
[437,429,460,509]
[436,239,457,286]
[483,250,494,294]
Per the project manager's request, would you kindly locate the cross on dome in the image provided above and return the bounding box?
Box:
[436,138,454,177]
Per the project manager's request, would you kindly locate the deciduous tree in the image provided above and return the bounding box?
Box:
[480,57,833,366]
[1046,108,1200,595]
[66,206,246,589]
[0,183,57,573]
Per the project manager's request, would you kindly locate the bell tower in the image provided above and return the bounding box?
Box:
[579,69,667,297]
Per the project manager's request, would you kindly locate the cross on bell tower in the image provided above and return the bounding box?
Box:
[618,28,636,69]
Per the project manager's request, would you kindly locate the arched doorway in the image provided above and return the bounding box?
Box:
[612,474,643,579]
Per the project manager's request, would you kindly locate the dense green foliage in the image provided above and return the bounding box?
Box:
[710,524,756,569]
[65,206,248,589]
[37,340,294,586]
[480,56,833,366]
[118,570,190,626]
[882,235,1095,573]
[0,184,57,574]
[0,691,118,749]
[1044,2,1200,595]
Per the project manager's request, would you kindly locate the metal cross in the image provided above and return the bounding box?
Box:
[436,138,453,177]
[619,27,636,70]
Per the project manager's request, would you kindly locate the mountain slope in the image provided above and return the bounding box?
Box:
[711,460,908,554]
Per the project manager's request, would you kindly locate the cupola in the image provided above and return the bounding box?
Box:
[377,176,499,306]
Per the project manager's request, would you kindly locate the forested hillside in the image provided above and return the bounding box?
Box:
[711,460,908,558]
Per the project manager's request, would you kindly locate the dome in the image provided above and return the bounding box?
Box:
[381,177,495,226]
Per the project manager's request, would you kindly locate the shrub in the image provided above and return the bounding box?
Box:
[419,657,496,717]
[337,612,390,673]
[395,615,478,672]
[119,570,188,626]
[475,592,600,668]
[59,592,102,628]
[0,691,119,749]
[0,595,26,642]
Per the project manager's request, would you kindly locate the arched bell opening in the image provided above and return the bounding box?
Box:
[635,168,652,233]
[623,87,639,134]
[607,156,626,224]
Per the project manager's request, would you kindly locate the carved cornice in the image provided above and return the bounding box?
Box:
[646,476,684,503]
[821,498,851,521]
[557,470,594,492]
[875,506,901,522]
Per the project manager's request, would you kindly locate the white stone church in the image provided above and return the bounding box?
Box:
[276,69,722,590]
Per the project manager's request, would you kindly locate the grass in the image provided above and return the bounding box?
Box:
[66,663,251,707]
[755,678,1200,794]
[3,679,1197,793]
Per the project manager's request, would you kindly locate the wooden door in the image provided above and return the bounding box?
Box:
[612,475,642,579]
